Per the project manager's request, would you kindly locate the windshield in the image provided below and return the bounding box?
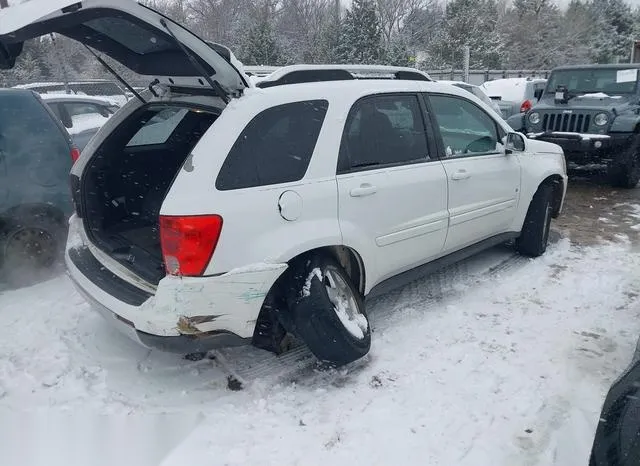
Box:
[546,68,639,95]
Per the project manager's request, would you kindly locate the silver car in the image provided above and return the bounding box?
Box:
[438,80,503,115]
[39,94,119,151]
[480,77,547,119]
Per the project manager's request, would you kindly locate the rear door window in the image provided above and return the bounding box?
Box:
[338,94,430,172]
[216,100,329,190]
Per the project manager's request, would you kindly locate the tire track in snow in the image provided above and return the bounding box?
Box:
[215,242,536,389]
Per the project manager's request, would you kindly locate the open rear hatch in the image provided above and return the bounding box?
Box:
[0,0,248,94]
[0,0,248,286]
[80,103,220,285]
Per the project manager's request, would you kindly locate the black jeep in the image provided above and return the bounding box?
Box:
[507,64,640,188]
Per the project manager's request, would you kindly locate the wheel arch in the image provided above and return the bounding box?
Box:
[281,245,366,296]
[539,174,565,218]
[252,244,367,351]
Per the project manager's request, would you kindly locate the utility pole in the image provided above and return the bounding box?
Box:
[0,0,9,9]
[462,45,470,83]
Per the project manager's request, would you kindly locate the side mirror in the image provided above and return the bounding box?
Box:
[534,89,544,101]
[505,132,526,154]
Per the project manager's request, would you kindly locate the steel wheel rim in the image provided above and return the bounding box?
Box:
[323,267,367,340]
[4,227,57,270]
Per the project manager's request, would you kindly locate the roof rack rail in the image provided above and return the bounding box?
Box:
[255,64,432,88]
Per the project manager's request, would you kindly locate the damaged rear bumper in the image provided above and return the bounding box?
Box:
[65,218,288,353]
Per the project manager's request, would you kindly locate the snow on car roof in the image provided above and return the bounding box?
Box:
[67,113,110,135]
[39,93,117,105]
[481,77,545,102]
[438,80,477,87]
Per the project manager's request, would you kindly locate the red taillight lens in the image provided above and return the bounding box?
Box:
[71,147,81,163]
[520,99,532,113]
[159,215,223,276]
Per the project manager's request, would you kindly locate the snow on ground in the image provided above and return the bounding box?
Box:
[0,236,639,466]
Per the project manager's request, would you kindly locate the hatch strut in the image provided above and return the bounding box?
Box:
[83,45,146,104]
[159,18,230,104]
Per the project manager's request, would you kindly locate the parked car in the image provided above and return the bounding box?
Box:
[0,0,567,367]
[40,94,119,151]
[438,80,502,115]
[481,77,547,119]
[507,64,640,189]
[0,89,76,286]
[13,79,130,106]
[589,336,640,465]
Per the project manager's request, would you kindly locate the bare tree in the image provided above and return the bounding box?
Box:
[277,0,332,62]
[376,0,428,46]
[0,0,9,9]
[189,0,253,49]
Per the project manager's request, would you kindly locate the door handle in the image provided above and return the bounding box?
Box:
[451,170,471,181]
[350,183,377,197]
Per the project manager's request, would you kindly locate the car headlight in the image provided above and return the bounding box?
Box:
[528,112,540,125]
[594,113,609,126]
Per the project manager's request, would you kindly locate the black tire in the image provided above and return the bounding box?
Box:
[1,213,66,288]
[516,183,554,257]
[286,253,371,367]
[608,135,640,189]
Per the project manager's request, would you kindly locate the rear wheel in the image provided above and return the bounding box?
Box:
[516,184,554,257]
[1,214,66,287]
[286,253,371,367]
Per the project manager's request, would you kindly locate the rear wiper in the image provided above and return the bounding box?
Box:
[159,18,230,104]
[84,45,145,104]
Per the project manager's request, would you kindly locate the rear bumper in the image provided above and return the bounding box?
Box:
[65,215,288,354]
[527,131,632,162]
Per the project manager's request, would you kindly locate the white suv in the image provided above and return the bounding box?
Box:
[1,0,568,367]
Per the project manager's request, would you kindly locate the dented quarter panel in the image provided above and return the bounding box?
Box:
[66,237,288,339]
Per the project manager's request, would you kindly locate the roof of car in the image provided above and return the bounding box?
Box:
[13,79,122,88]
[0,88,38,97]
[39,93,117,105]
[482,77,546,85]
[245,78,487,106]
[438,80,476,87]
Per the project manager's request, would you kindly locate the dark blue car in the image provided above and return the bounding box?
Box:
[590,337,640,465]
[0,89,75,286]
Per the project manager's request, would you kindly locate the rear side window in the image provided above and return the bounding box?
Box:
[0,93,69,159]
[0,93,70,184]
[216,100,329,190]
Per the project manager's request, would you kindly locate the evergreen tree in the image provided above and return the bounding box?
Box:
[385,38,411,67]
[241,17,282,66]
[434,0,504,69]
[501,0,564,69]
[588,0,633,63]
[339,0,383,64]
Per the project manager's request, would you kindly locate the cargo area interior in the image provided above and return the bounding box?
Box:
[82,104,219,285]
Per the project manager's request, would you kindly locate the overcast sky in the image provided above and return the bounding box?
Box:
[5,0,640,12]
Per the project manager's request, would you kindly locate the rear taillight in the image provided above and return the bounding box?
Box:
[520,99,532,113]
[159,215,223,276]
[71,147,81,163]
